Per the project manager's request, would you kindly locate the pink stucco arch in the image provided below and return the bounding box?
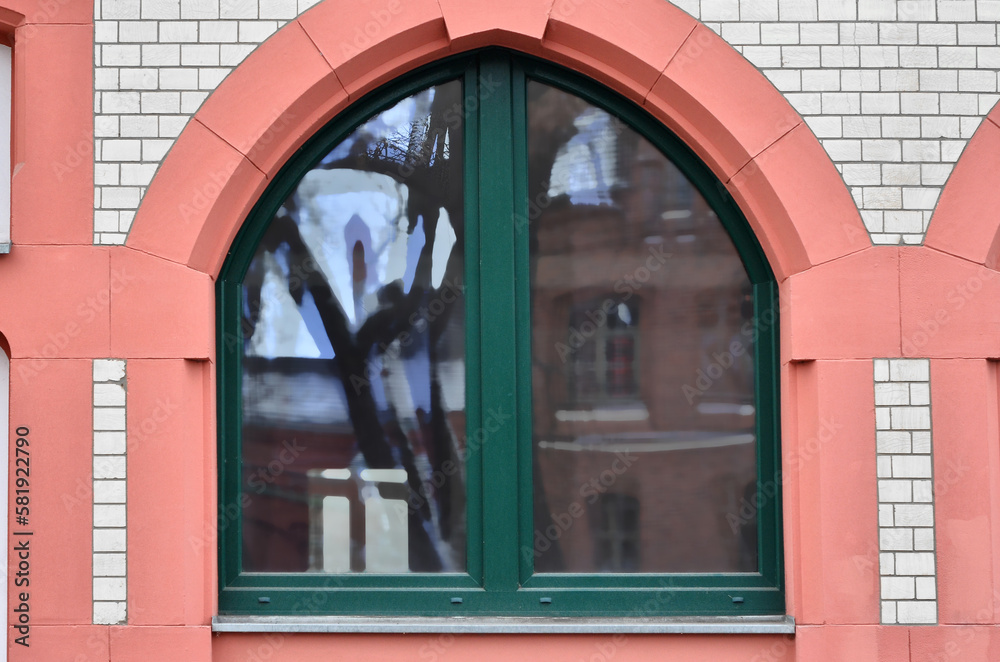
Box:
[925,104,1000,268]
[125,0,869,283]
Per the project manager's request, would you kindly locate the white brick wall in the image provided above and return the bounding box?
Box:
[93,359,128,625]
[874,358,937,625]
[94,0,323,244]
[93,0,1000,247]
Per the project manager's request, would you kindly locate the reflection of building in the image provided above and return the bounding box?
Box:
[528,94,757,572]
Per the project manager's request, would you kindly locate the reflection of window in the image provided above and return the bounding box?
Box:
[218,51,781,619]
[0,43,10,253]
[592,493,640,572]
[568,298,638,402]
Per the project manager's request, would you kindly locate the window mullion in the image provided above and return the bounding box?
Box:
[476,53,520,595]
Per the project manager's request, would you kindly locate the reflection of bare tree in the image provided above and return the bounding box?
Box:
[244,83,467,572]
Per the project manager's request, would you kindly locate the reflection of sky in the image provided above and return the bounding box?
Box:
[246,83,460,421]
[548,107,618,206]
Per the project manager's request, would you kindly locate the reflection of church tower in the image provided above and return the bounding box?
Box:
[352,239,366,322]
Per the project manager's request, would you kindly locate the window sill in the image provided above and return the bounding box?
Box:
[212,614,794,634]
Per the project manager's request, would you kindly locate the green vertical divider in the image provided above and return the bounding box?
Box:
[477,52,519,594]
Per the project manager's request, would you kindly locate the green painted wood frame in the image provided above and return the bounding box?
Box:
[217,49,783,617]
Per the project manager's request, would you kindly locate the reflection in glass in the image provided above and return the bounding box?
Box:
[240,81,466,574]
[528,81,758,574]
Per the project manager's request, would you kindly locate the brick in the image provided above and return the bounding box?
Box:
[786,92,821,114]
[118,20,158,42]
[95,68,119,91]
[120,164,159,187]
[199,20,239,42]
[102,92,141,114]
[911,430,933,452]
[761,23,798,44]
[143,139,175,161]
[93,552,127,577]
[103,44,142,66]
[740,45,782,68]
[119,116,159,138]
[904,140,943,163]
[119,68,158,90]
[858,0,895,19]
[94,359,126,382]
[777,0,816,20]
[802,70,840,91]
[864,186,903,209]
[915,576,937,600]
[180,90,211,113]
[94,577,127,601]
[824,139,861,161]
[95,21,118,43]
[876,407,892,431]
[890,406,931,430]
[94,528,127,551]
[179,44,220,67]
[821,45,860,67]
[884,211,925,233]
[220,43,257,65]
[902,187,940,210]
[238,20,281,43]
[942,140,966,161]
[880,22,918,44]
[880,552,896,574]
[93,602,127,624]
[103,0,140,19]
[919,69,959,92]
[159,68,200,90]
[939,92,978,114]
[843,164,882,186]
[182,0,220,19]
[897,601,936,623]
[94,407,127,430]
[805,115,841,137]
[891,455,933,478]
[141,91,181,114]
[958,23,996,45]
[94,504,127,528]
[912,480,934,503]
[880,69,919,92]
[861,45,899,67]
[882,117,921,138]
[800,23,839,44]
[100,187,142,209]
[142,43,181,66]
[882,601,897,624]
[780,45,820,67]
[980,0,1000,20]
[882,575,916,598]
[862,210,885,232]
[879,504,895,526]
[740,0,779,21]
[841,22,879,44]
[875,359,890,381]
[844,115,882,137]
[863,139,902,161]
[818,0,855,20]
[878,478,913,501]
[913,527,935,549]
[94,431,127,455]
[899,46,938,67]
[763,69,801,91]
[910,383,930,405]
[159,21,199,42]
[959,70,997,92]
[918,23,958,44]
[939,45,977,68]
[259,0,300,19]
[822,92,861,114]
[221,0,260,19]
[883,164,921,185]
[894,506,935,529]
[199,68,230,89]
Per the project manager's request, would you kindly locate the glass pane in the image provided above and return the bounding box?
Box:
[528,81,757,574]
[240,80,466,574]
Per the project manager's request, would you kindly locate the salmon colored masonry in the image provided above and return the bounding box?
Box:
[1,0,1000,659]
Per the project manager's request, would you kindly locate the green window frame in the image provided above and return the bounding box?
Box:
[217,49,783,618]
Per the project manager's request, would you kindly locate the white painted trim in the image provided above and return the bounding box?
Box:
[0,44,10,253]
[1,348,8,662]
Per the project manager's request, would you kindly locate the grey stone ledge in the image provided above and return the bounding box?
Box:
[213,614,795,634]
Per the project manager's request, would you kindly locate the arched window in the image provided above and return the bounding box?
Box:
[217,51,781,617]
